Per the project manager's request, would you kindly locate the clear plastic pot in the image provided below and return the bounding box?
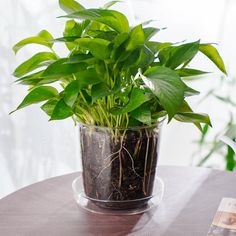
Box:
[79,122,162,210]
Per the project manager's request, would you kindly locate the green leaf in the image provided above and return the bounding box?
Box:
[66,54,94,64]
[63,19,83,50]
[38,30,53,40]
[74,68,102,87]
[63,80,81,107]
[75,38,111,60]
[113,32,129,49]
[88,30,117,41]
[13,30,53,54]
[184,84,200,97]
[103,1,121,9]
[91,83,113,102]
[165,41,200,69]
[50,99,73,120]
[158,46,171,65]
[42,58,87,78]
[15,70,58,86]
[152,110,167,120]
[143,27,160,41]
[123,46,154,69]
[175,101,211,131]
[199,44,227,74]
[226,144,235,171]
[111,87,151,115]
[62,9,129,33]
[15,70,44,85]
[14,86,58,111]
[136,46,154,68]
[142,66,185,120]
[59,0,85,14]
[130,103,151,125]
[146,41,172,54]
[64,68,102,106]
[199,124,209,144]
[122,49,140,68]
[176,68,209,77]
[63,19,90,50]
[126,25,145,51]
[80,90,92,104]
[65,20,89,37]
[49,36,79,43]
[41,99,58,116]
[174,112,212,126]
[111,33,129,61]
[13,52,57,78]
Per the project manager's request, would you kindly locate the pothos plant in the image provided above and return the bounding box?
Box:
[12,0,227,131]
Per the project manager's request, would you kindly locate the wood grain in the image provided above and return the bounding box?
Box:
[0,166,236,236]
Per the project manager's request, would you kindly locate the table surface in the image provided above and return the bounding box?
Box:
[0,166,236,236]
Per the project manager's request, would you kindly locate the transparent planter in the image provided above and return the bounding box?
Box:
[73,122,164,214]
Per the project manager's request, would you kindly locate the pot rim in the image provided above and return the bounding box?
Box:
[78,117,165,131]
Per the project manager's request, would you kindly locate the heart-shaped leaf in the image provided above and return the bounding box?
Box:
[142,66,185,120]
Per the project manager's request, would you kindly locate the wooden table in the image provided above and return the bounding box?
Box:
[0,166,236,236]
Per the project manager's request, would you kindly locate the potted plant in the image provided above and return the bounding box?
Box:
[12,0,226,211]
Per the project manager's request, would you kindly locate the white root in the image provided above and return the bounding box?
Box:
[95,155,119,180]
[122,146,142,179]
[95,133,145,193]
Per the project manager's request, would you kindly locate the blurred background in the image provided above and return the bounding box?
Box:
[1,0,235,198]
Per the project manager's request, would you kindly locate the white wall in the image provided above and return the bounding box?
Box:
[0,0,235,198]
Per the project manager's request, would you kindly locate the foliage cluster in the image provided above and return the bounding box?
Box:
[12,0,226,129]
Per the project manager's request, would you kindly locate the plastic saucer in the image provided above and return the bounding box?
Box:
[72,175,164,215]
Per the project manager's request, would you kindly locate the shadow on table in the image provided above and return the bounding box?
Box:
[24,200,155,236]
[79,209,155,235]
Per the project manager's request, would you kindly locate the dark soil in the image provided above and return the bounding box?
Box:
[80,125,160,210]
